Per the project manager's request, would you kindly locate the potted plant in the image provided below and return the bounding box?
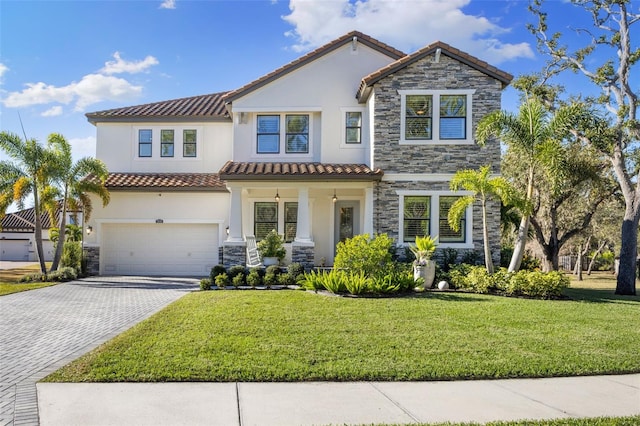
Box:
[409,235,438,288]
[257,229,286,266]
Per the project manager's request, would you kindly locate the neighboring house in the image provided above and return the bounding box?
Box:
[0,205,81,262]
[83,31,512,276]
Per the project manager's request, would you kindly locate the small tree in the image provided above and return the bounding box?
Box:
[448,165,513,274]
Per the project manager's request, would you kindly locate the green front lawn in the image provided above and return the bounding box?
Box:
[0,264,56,296]
[46,273,639,383]
[385,417,640,425]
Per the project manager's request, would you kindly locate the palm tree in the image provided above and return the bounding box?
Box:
[0,132,53,273]
[476,98,588,272]
[46,134,109,272]
[448,165,513,274]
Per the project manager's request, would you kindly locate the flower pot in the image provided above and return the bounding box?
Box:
[263,257,279,267]
[413,260,436,288]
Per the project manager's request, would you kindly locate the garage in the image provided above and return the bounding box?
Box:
[101,223,219,276]
[0,239,30,261]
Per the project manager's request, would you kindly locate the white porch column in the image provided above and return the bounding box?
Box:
[294,187,312,242]
[363,186,374,236]
[227,185,244,242]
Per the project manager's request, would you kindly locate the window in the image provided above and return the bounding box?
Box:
[257,115,280,153]
[345,112,362,144]
[138,129,152,157]
[284,202,298,243]
[439,196,465,242]
[161,130,174,157]
[440,95,466,139]
[400,90,474,144]
[254,202,278,240]
[403,196,430,243]
[285,115,309,153]
[399,192,472,247]
[405,95,432,140]
[183,129,197,157]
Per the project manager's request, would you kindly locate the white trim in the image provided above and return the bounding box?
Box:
[132,125,203,161]
[399,89,475,146]
[232,106,322,113]
[384,173,456,182]
[396,190,474,249]
[340,106,366,149]
[252,113,314,159]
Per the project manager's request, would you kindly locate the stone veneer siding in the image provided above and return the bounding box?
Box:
[83,246,100,276]
[291,244,315,270]
[370,53,504,267]
[222,243,246,268]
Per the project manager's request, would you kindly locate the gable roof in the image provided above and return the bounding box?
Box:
[105,173,227,191]
[219,161,384,181]
[357,40,513,102]
[86,92,230,124]
[222,31,406,104]
[1,205,60,232]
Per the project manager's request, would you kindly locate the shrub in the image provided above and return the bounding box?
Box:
[506,270,569,298]
[48,267,78,282]
[265,265,281,276]
[448,263,473,289]
[232,273,245,287]
[334,233,393,276]
[228,265,246,280]
[257,230,286,261]
[369,272,401,294]
[441,248,458,272]
[200,278,212,291]
[300,270,325,291]
[460,250,481,266]
[263,271,278,288]
[210,265,226,281]
[320,269,347,294]
[343,271,370,295]
[278,273,296,286]
[20,273,46,283]
[215,273,229,288]
[61,241,82,271]
[246,269,262,287]
[287,263,305,280]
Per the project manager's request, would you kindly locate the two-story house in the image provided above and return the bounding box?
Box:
[83,31,512,276]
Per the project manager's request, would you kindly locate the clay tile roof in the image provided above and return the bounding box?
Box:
[105,173,227,191]
[357,40,514,101]
[1,206,58,232]
[219,161,384,181]
[222,31,405,103]
[86,92,231,124]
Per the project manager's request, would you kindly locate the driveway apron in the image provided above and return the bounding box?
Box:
[0,276,198,426]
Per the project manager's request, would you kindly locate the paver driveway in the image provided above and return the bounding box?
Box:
[0,276,198,426]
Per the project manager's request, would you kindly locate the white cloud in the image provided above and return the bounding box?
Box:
[2,73,143,111]
[160,0,176,9]
[100,52,159,75]
[282,0,534,64]
[41,105,63,117]
[0,63,8,83]
[68,136,97,160]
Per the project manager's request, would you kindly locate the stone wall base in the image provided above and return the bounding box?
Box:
[291,242,315,271]
[83,246,100,276]
[223,242,246,268]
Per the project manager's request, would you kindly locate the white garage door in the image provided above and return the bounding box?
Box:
[0,239,30,261]
[102,223,218,276]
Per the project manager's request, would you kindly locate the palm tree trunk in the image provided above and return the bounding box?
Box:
[481,199,494,274]
[32,188,47,274]
[508,167,534,273]
[50,193,67,272]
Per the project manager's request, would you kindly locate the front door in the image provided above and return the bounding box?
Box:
[334,201,360,255]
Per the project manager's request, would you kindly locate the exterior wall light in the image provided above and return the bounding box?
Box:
[86,226,93,235]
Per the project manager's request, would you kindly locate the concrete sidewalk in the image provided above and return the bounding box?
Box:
[38,374,639,426]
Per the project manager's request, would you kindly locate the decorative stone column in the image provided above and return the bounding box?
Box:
[291,241,315,270]
[83,246,100,276]
[222,242,246,268]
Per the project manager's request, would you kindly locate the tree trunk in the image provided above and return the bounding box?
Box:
[616,211,639,295]
[587,240,607,275]
[50,195,67,272]
[576,249,584,281]
[32,188,47,274]
[481,200,494,274]
[508,166,534,273]
[539,241,560,273]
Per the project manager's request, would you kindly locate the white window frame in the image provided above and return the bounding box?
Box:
[340,107,366,148]
[133,126,202,160]
[250,198,301,243]
[399,89,475,145]
[396,190,474,249]
[254,113,313,157]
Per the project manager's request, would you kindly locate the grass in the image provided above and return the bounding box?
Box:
[45,272,639,383]
[378,416,640,425]
[0,263,56,296]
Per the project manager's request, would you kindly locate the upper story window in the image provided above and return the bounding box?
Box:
[161,130,174,157]
[257,115,280,154]
[183,129,197,157]
[345,112,362,144]
[138,129,152,157]
[285,115,309,153]
[256,114,310,155]
[400,90,474,145]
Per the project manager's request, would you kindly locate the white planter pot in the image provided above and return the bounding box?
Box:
[413,260,436,288]
[263,257,279,267]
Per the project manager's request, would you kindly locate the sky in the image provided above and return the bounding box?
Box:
[0,0,633,164]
